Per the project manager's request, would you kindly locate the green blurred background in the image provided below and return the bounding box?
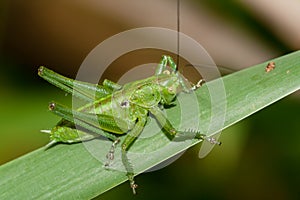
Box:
[1,0,300,199]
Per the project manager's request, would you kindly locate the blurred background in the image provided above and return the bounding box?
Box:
[1,0,300,199]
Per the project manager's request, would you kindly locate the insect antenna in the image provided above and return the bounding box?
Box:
[184,64,235,76]
[176,0,180,68]
[182,63,235,88]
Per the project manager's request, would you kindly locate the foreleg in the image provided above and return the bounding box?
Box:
[155,55,168,75]
[156,55,178,74]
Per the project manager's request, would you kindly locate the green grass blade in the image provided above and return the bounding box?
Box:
[1,51,300,199]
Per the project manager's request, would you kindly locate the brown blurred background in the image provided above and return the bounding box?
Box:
[1,0,300,199]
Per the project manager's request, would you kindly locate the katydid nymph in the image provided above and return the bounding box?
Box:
[38,55,221,194]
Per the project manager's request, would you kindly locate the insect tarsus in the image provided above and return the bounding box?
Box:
[104,139,120,167]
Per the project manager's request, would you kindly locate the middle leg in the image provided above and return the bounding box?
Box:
[150,106,221,144]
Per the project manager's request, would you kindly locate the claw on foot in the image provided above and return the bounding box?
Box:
[127,172,138,194]
[205,137,222,145]
[130,182,138,195]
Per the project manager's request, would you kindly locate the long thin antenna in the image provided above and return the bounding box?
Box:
[176,0,180,68]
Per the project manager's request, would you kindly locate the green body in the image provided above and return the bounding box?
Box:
[86,74,177,132]
[38,55,217,194]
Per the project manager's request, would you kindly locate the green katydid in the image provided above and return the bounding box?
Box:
[38,55,221,194]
